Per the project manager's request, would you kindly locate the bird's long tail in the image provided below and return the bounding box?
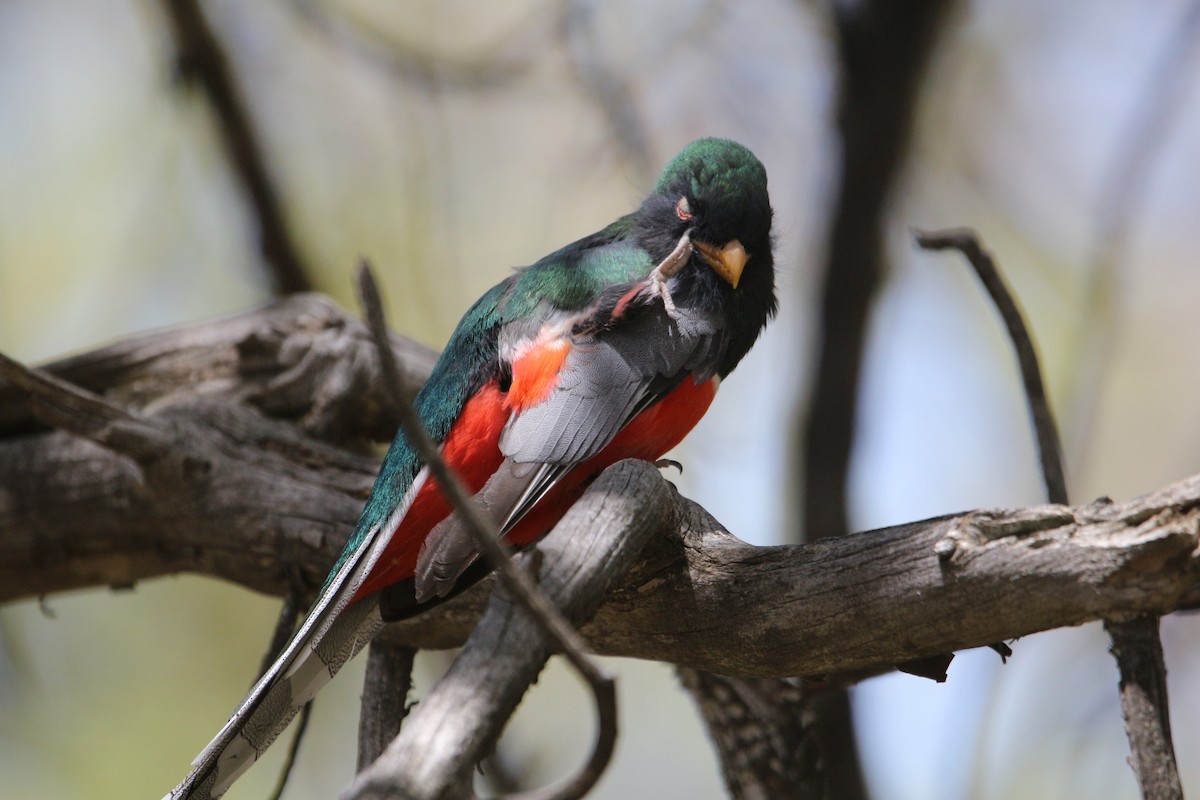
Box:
[169,599,382,799]
[164,516,396,800]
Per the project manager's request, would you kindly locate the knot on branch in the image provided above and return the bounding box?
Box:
[934,505,1076,562]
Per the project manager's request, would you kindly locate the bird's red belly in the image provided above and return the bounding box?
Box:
[506,376,717,546]
[355,376,717,599]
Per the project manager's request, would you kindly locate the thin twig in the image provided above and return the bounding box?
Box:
[915,227,1060,667]
[916,229,1188,797]
[160,0,311,295]
[1104,616,1183,800]
[915,228,1068,505]
[357,636,416,771]
[355,261,618,800]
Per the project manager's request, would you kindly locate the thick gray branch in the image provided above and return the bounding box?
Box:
[3,297,1200,683]
[385,479,1200,678]
[0,293,436,445]
[0,294,436,599]
[6,413,1200,678]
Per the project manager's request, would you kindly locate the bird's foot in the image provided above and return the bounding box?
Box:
[646,231,693,320]
[647,271,681,319]
[654,458,683,474]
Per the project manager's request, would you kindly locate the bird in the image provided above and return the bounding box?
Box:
[165,137,776,799]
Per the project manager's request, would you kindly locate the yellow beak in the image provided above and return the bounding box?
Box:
[695,239,749,288]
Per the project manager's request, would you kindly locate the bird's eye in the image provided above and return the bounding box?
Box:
[675,196,694,221]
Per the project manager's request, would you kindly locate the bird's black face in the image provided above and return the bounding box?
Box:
[635,138,777,376]
[678,185,772,291]
[636,139,774,293]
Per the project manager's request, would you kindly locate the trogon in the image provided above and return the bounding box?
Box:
[166,137,776,799]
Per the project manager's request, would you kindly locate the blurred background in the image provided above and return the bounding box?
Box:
[2,0,1200,798]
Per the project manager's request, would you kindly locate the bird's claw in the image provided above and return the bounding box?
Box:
[654,458,683,474]
[647,231,693,320]
[648,271,681,319]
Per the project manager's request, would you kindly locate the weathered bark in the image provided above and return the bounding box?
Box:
[0,294,433,600]
[1106,615,1184,800]
[4,296,1200,800]
[357,636,416,771]
[383,482,1200,678]
[0,292,436,444]
[3,298,1199,683]
[676,669,822,799]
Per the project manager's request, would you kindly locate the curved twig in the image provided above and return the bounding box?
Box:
[916,228,1191,799]
[915,228,1068,505]
[352,262,617,800]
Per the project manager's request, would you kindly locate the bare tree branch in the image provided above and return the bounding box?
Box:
[357,632,416,771]
[160,0,311,294]
[4,297,1200,797]
[0,297,420,601]
[0,351,168,458]
[915,228,1067,505]
[915,226,1186,800]
[1104,615,1184,800]
[5,342,1200,678]
[0,293,436,444]
[389,482,1200,677]
[797,1,956,793]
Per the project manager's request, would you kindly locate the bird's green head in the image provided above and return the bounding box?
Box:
[644,138,773,292]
